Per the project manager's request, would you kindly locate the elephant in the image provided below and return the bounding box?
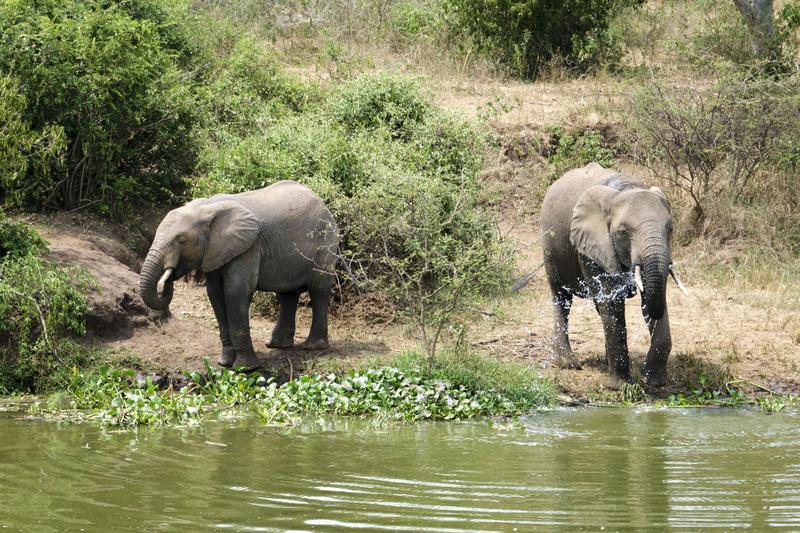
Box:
[541,163,688,387]
[139,180,339,370]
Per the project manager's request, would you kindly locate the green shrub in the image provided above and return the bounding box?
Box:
[0,215,94,393]
[196,37,317,137]
[0,216,47,261]
[328,73,431,140]
[407,112,487,184]
[195,113,362,199]
[545,126,616,182]
[336,172,513,353]
[389,0,446,43]
[0,76,67,206]
[0,0,201,213]
[448,0,644,79]
[0,253,93,393]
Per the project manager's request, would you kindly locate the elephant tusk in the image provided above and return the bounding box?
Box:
[634,265,644,293]
[157,268,174,297]
[669,265,689,296]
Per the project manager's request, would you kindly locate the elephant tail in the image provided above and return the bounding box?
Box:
[511,262,544,293]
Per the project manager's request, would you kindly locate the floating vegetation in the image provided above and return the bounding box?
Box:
[27,356,556,427]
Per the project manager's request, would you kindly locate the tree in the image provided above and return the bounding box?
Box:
[731,0,777,58]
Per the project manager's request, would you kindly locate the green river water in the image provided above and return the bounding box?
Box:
[1,407,798,531]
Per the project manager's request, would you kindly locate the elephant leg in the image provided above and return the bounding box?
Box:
[267,291,298,349]
[224,278,260,371]
[642,303,672,387]
[206,271,235,367]
[551,289,580,368]
[302,287,330,350]
[596,298,631,387]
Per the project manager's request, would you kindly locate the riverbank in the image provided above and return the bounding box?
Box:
[9,98,800,407]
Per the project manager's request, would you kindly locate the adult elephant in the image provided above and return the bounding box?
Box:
[139,180,339,370]
[541,163,688,387]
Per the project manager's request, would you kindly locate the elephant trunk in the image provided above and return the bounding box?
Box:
[640,240,669,321]
[139,240,174,311]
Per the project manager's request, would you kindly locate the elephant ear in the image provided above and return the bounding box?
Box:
[570,185,622,272]
[200,201,260,273]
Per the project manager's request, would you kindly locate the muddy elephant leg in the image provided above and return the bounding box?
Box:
[552,289,579,368]
[302,288,330,350]
[596,298,631,386]
[642,303,672,387]
[206,271,236,367]
[267,291,298,349]
[223,278,260,370]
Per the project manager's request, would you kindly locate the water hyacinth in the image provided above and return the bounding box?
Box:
[254,367,542,423]
[32,359,555,426]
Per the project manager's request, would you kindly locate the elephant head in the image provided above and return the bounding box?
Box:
[570,185,676,320]
[139,200,260,311]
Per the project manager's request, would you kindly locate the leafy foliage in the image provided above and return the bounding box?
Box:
[0,0,202,213]
[448,0,644,78]
[0,214,93,393]
[0,76,67,205]
[0,217,47,261]
[329,73,431,140]
[545,126,616,182]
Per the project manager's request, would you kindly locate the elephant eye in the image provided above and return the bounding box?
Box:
[617,226,628,236]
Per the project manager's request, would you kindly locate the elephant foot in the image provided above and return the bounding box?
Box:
[554,351,581,369]
[267,337,294,349]
[603,373,632,391]
[643,367,667,388]
[218,346,236,368]
[232,353,262,372]
[300,338,329,351]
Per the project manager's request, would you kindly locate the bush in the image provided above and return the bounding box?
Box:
[0,217,47,261]
[0,254,92,393]
[627,67,800,246]
[0,76,67,207]
[195,37,317,137]
[0,215,93,393]
[0,0,201,213]
[194,113,363,199]
[337,172,512,353]
[448,0,644,79]
[545,126,616,182]
[195,70,511,354]
[328,73,431,140]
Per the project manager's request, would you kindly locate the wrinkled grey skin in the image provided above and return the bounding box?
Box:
[541,163,674,387]
[139,181,338,370]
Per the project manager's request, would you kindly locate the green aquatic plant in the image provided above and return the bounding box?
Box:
[255,365,552,424]
[34,356,555,426]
